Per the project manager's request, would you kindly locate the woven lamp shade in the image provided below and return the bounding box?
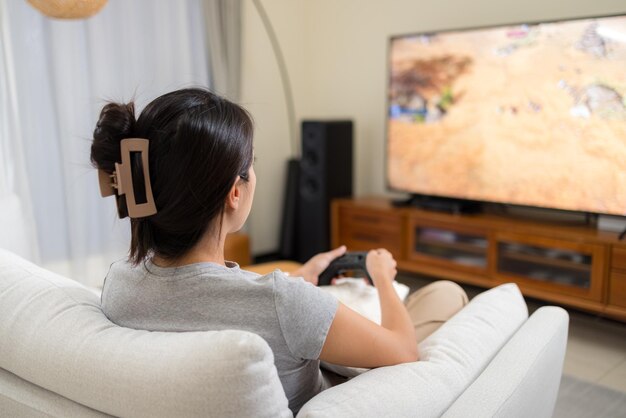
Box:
[27,0,108,19]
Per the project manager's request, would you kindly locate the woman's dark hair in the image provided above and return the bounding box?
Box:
[91,88,254,265]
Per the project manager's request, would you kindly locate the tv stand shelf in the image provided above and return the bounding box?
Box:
[331,196,626,322]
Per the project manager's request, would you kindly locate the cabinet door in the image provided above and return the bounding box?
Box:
[408,217,490,275]
[612,246,626,271]
[609,273,626,308]
[609,245,626,308]
[495,232,607,302]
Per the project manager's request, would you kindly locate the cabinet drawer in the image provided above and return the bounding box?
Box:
[610,272,626,308]
[338,207,402,233]
[612,247,626,271]
[338,224,403,257]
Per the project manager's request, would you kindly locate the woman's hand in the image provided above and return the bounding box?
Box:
[291,245,347,285]
[366,248,397,288]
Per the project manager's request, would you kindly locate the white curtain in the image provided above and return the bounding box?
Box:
[0,2,39,262]
[1,0,218,286]
[203,0,242,100]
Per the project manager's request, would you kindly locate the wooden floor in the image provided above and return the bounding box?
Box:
[396,272,626,394]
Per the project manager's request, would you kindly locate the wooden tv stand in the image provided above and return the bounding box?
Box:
[331,196,626,322]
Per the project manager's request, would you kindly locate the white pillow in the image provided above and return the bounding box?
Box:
[320,278,410,324]
[297,283,528,418]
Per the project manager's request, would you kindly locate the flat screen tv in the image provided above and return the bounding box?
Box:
[386,14,626,216]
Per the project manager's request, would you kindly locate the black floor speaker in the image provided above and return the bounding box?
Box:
[279,158,300,260]
[297,120,353,262]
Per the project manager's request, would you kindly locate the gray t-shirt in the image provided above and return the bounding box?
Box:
[100,258,339,413]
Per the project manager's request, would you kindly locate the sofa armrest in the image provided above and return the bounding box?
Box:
[441,306,569,418]
[297,283,528,418]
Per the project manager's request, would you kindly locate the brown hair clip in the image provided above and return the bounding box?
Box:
[98,138,157,218]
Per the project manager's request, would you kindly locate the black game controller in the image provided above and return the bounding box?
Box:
[318,251,373,286]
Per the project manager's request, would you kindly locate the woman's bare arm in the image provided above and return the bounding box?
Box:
[319,249,418,368]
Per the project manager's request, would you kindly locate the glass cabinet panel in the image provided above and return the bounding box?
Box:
[497,242,591,289]
[414,227,488,268]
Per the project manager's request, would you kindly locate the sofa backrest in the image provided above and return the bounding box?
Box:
[0,249,292,418]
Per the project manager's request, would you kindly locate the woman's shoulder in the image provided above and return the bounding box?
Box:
[104,258,138,283]
[104,258,283,289]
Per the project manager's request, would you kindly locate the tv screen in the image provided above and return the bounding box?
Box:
[387,15,626,216]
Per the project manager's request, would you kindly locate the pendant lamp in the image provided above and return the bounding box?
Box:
[27,0,108,19]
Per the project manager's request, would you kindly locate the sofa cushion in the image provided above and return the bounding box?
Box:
[297,283,528,418]
[0,249,292,418]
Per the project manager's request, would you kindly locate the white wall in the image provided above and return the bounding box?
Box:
[241,0,307,254]
[242,0,626,255]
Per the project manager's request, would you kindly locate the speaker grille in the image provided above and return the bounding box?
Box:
[297,120,353,262]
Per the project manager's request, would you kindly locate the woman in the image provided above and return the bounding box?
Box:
[92,88,468,414]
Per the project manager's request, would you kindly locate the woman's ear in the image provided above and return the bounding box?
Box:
[225,178,241,210]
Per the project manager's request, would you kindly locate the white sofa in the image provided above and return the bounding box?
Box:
[0,249,569,417]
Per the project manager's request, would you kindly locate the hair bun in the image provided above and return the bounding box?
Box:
[91,102,136,171]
